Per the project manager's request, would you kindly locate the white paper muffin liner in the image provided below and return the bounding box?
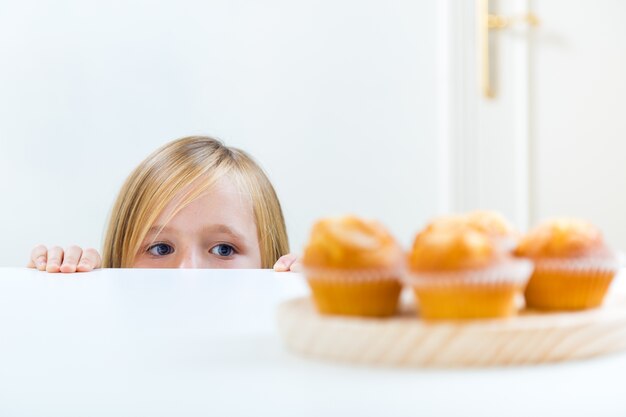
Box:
[523,253,620,310]
[303,265,405,284]
[403,259,534,289]
[530,254,620,275]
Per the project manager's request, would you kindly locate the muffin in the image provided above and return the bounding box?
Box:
[302,215,404,317]
[464,210,518,250]
[424,211,517,251]
[515,218,618,310]
[407,225,532,319]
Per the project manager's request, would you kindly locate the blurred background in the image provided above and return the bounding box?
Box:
[0,0,624,267]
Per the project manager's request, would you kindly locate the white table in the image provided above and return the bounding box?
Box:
[0,267,625,417]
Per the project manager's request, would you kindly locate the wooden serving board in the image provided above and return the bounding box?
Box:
[276,284,626,367]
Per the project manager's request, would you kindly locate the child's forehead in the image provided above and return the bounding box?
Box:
[145,223,248,243]
[151,175,255,232]
[168,174,251,207]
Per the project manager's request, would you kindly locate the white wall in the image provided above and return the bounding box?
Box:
[0,0,441,267]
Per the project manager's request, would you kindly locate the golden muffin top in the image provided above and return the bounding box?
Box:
[302,215,404,270]
[421,214,466,233]
[514,218,607,259]
[464,210,515,239]
[424,211,514,237]
[409,226,496,272]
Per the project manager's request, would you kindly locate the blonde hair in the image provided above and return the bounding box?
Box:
[102,136,289,268]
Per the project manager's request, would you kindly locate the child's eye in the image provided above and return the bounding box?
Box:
[210,244,236,257]
[147,243,174,256]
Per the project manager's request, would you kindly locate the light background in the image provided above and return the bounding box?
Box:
[0,0,441,266]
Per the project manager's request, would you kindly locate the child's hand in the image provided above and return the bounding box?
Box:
[273,253,302,272]
[27,245,102,273]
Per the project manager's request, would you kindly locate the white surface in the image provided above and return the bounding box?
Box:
[1,267,626,417]
[529,0,626,249]
[0,0,440,267]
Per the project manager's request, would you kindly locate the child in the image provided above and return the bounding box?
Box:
[27,136,300,273]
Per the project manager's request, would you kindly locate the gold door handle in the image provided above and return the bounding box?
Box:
[488,13,540,30]
[479,0,540,98]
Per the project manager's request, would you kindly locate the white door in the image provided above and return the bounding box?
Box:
[443,0,626,251]
[529,1,626,250]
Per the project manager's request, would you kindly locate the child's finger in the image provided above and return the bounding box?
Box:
[29,244,48,271]
[60,246,82,273]
[76,248,102,272]
[290,260,303,273]
[273,253,299,272]
[46,246,64,273]
[273,254,292,271]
